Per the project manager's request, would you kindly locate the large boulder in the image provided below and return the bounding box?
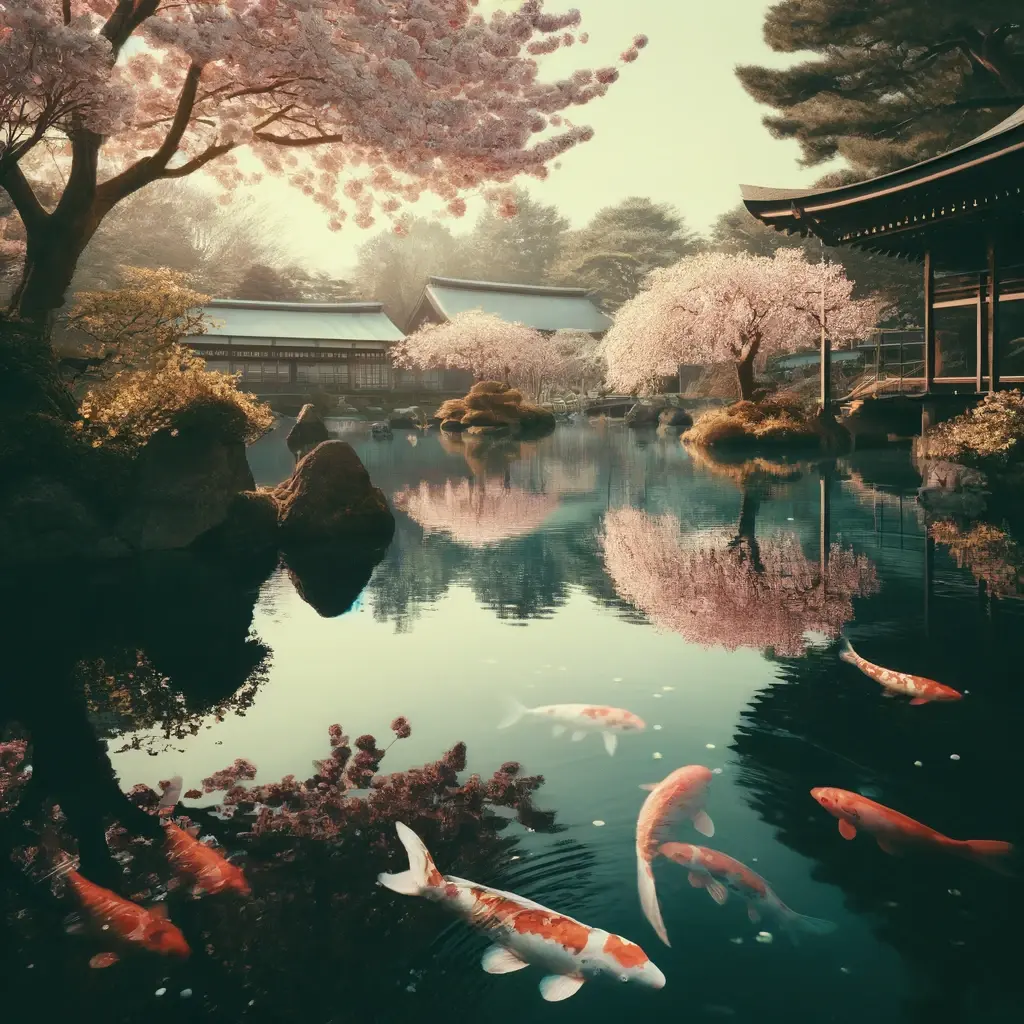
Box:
[917,459,989,518]
[286,403,329,451]
[115,425,255,551]
[0,475,128,564]
[273,440,395,545]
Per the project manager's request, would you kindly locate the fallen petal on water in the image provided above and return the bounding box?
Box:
[755,931,773,944]
[653,725,662,731]
[948,888,961,897]
[713,768,723,774]
[950,754,960,761]
[840,967,850,975]
[706,743,716,749]
[653,693,662,698]
[729,937,743,944]
[662,686,674,692]
[180,989,193,999]
[913,760,923,767]
[155,989,167,998]
[652,752,663,760]
[613,677,623,682]
[592,820,605,827]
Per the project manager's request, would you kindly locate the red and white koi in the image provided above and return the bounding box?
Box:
[811,787,1014,874]
[158,776,250,897]
[658,843,835,943]
[378,823,665,1001]
[499,699,645,756]
[63,867,191,967]
[635,765,714,946]
[839,639,962,705]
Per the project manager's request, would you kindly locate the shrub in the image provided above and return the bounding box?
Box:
[923,390,1024,467]
[683,398,825,451]
[433,382,555,437]
[79,344,274,452]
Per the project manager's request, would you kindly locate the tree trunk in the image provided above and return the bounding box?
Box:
[728,482,765,573]
[735,352,756,401]
[8,219,96,328]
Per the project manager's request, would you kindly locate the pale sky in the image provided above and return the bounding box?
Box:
[226,1,838,276]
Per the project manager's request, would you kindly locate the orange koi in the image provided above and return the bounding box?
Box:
[499,700,645,756]
[65,868,190,966]
[811,787,1014,874]
[839,639,962,705]
[158,775,250,897]
[658,843,835,943]
[635,765,714,946]
[379,823,665,1001]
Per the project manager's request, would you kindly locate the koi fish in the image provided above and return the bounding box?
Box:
[378,822,665,1001]
[498,699,645,756]
[158,776,250,897]
[635,765,714,946]
[839,639,962,705]
[658,843,835,943]
[811,787,1014,874]
[63,867,190,967]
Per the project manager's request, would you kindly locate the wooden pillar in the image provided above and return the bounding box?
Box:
[820,263,831,415]
[923,533,934,638]
[923,250,935,391]
[976,272,986,393]
[819,473,830,577]
[988,238,1000,393]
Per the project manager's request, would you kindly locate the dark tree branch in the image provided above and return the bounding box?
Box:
[0,163,47,228]
[101,0,161,58]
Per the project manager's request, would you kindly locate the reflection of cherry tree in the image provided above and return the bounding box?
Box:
[600,507,878,655]
[930,520,1024,597]
[394,478,560,548]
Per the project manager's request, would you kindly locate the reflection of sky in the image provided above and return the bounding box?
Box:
[108,426,1022,1021]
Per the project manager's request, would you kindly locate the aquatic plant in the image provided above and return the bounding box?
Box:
[0,738,29,813]
[600,507,878,656]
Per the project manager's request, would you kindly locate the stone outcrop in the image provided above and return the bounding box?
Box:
[286,403,329,451]
[658,406,693,428]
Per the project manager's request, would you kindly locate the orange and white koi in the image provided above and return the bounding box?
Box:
[839,639,962,705]
[658,843,835,943]
[158,776,250,897]
[63,867,190,967]
[811,787,1014,874]
[378,823,665,1001]
[498,700,645,756]
[635,765,714,946]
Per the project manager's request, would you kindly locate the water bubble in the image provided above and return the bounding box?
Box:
[913,760,923,767]
[592,820,606,827]
[950,754,960,761]
[652,752,663,760]
[155,989,167,998]
[755,931,773,944]
[653,725,662,731]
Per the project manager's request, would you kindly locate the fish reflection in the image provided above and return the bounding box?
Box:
[635,765,714,946]
[839,639,962,705]
[811,788,1014,873]
[379,823,665,1001]
[394,479,560,548]
[498,700,645,756]
[658,843,835,943]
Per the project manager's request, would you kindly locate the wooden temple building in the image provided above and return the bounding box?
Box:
[741,105,1024,400]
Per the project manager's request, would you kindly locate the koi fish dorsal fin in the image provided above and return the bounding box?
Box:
[539,975,585,1001]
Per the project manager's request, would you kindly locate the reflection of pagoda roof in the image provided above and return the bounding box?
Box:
[740,106,1024,272]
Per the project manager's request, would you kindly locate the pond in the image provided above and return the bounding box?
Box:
[3,422,1023,1024]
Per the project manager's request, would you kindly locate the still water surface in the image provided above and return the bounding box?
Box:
[3,423,1023,1023]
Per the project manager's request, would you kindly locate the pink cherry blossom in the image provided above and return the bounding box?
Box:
[604,250,885,397]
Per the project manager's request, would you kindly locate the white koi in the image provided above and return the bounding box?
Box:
[635,765,714,947]
[498,700,645,756]
[378,823,665,1001]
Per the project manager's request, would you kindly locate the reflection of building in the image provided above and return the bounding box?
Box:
[186,299,404,393]
[742,105,1024,394]
[406,276,612,338]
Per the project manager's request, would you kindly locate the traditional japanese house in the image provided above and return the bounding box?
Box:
[741,104,1024,396]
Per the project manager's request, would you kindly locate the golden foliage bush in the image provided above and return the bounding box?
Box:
[683,398,823,451]
[924,390,1024,467]
[434,382,555,436]
[80,344,273,451]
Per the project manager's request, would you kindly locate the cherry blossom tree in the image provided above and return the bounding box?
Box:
[599,505,878,656]
[603,249,884,400]
[0,1,646,329]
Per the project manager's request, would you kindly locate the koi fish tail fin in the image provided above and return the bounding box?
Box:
[838,637,857,665]
[377,823,440,897]
[780,907,837,944]
[637,855,670,947]
[157,776,183,818]
[497,698,528,731]
[959,840,1015,876]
